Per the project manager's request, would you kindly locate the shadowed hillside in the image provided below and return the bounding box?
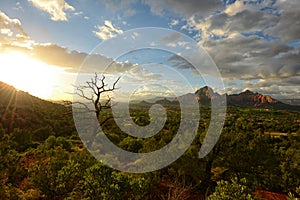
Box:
[0,81,75,134]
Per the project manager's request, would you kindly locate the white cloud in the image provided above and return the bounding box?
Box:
[169,19,179,27]
[224,0,247,16]
[186,0,299,44]
[94,20,124,40]
[13,2,24,11]
[177,0,299,96]
[1,28,12,36]
[0,11,29,46]
[0,12,133,74]
[28,0,75,21]
[184,4,278,41]
[73,11,83,16]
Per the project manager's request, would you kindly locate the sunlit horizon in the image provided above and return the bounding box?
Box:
[0,0,299,100]
[0,51,65,100]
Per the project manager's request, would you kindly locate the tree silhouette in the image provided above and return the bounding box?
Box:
[73,73,120,148]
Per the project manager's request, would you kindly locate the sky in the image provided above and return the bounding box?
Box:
[0,0,299,100]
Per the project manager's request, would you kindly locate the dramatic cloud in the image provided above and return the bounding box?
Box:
[185,1,278,41]
[94,20,124,40]
[144,0,222,18]
[202,33,298,79]
[0,12,142,77]
[1,1,299,99]
[167,55,194,70]
[28,0,75,21]
[28,43,143,74]
[265,0,300,42]
[0,11,29,47]
[30,44,85,70]
[102,0,222,18]
[178,0,300,98]
[232,81,300,99]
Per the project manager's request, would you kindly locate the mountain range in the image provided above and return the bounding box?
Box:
[153,86,300,111]
[0,81,299,112]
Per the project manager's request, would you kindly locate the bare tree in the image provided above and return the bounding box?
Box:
[73,73,120,148]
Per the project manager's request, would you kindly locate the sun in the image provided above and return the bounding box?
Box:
[0,51,61,99]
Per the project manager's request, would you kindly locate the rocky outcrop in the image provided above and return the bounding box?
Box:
[142,85,299,110]
[227,89,280,107]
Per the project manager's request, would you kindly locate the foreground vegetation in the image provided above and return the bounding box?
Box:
[0,92,299,200]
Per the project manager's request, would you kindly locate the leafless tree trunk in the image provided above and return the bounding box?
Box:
[73,73,120,148]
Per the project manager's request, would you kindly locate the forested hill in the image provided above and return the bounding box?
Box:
[0,81,75,135]
[0,81,67,110]
[0,81,299,199]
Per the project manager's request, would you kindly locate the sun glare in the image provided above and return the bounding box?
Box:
[0,51,61,99]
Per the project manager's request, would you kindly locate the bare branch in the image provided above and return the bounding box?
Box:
[72,101,94,113]
[74,88,93,102]
[73,73,121,148]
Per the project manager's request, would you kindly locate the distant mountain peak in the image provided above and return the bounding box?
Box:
[240,89,255,95]
[200,85,210,90]
[194,86,220,104]
[228,89,281,107]
[171,86,297,110]
[195,86,214,93]
[155,98,173,105]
